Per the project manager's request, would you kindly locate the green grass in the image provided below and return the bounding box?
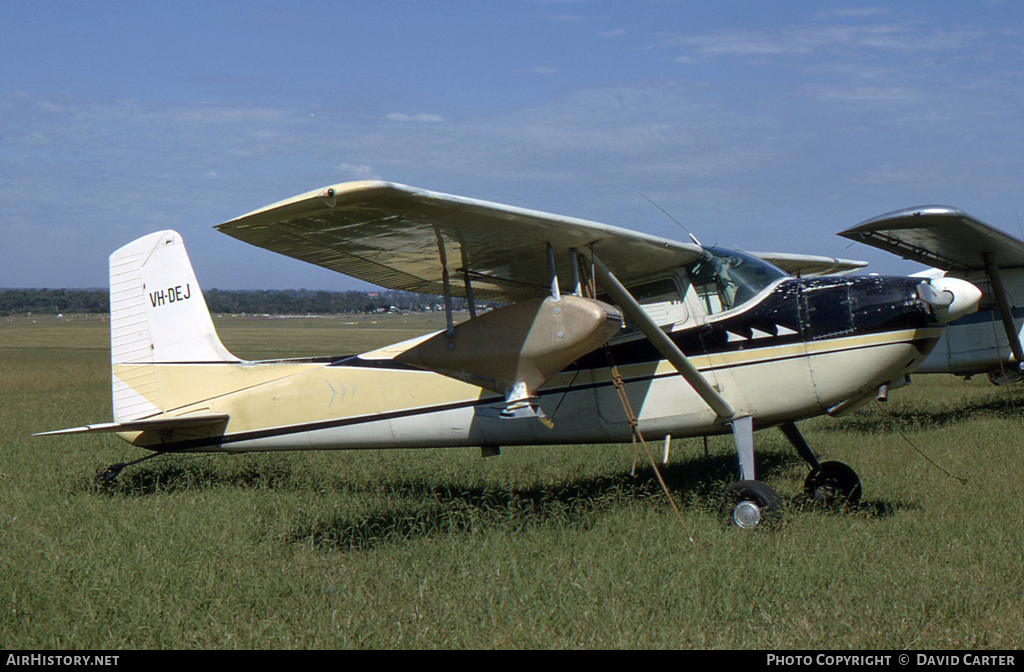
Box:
[2,316,1023,648]
[213,313,453,359]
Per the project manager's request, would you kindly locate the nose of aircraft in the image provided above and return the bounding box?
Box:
[917,277,982,323]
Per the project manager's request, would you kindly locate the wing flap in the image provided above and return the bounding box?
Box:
[216,181,703,301]
[838,206,1024,272]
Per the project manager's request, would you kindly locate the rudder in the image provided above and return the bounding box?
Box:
[109,230,238,422]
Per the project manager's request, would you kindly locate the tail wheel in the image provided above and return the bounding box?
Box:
[719,480,784,529]
[804,460,862,505]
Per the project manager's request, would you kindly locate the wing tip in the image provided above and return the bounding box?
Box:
[216,180,414,230]
[842,205,968,235]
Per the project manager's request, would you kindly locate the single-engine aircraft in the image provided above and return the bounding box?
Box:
[38,182,983,528]
[840,206,1024,384]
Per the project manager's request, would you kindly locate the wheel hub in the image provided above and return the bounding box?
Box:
[733,500,762,528]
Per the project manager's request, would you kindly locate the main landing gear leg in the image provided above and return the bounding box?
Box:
[779,421,862,505]
[719,416,783,529]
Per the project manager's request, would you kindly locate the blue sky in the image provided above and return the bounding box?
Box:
[3,1,1024,290]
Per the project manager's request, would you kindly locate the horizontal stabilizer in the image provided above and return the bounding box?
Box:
[838,206,1024,272]
[34,413,230,437]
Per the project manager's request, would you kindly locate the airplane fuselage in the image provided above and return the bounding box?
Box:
[917,266,1024,378]
[119,274,943,454]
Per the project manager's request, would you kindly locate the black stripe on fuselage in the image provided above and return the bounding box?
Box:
[572,275,933,369]
[146,328,936,454]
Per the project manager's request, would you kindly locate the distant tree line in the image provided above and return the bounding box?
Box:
[202,289,476,315]
[0,288,484,316]
[0,289,109,315]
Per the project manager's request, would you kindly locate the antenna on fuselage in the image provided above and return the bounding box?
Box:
[638,192,702,246]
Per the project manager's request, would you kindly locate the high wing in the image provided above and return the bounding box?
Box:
[837,205,1024,272]
[216,181,704,301]
[839,205,1024,370]
[216,181,745,432]
[750,252,867,277]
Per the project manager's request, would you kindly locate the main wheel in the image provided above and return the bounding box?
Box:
[804,460,862,505]
[719,480,784,529]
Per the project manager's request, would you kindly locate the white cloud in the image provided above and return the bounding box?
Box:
[385,112,444,122]
[814,8,891,21]
[336,163,381,180]
[6,47,1024,288]
[669,22,985,61]
[804,84,922,105]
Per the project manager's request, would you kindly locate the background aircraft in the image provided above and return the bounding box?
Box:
[840,206,1024,384]
[38,182,981,529]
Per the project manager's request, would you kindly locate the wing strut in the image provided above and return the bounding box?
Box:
[584,251,758,479]
[585,252,735,420]
[983,253,1024,367]
[459,244,478,318]
[434,228,455,335]
[571,250,582,297]
[463,271,477,318]
[546,243,561,301]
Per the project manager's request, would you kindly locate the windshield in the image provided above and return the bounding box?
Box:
[686,247,788,314]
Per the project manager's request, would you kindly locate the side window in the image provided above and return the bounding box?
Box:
[632,277,682,303]
[631,278,688,326]
[599,277,688,329]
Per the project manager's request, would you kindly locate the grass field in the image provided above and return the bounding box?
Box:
[2,315,1023,649]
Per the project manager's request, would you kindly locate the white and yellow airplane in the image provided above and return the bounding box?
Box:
[38,182,983,528]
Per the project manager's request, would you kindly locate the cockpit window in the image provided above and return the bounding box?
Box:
[686,247,787,314]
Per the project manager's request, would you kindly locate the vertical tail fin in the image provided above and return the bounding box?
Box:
[109,230,238,422]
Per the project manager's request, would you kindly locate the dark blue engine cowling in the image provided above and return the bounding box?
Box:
[569,275,937,369]
[799,276,936,342]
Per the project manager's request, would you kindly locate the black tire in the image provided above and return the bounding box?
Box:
[804,460,862,505]
[719,480,784,529]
